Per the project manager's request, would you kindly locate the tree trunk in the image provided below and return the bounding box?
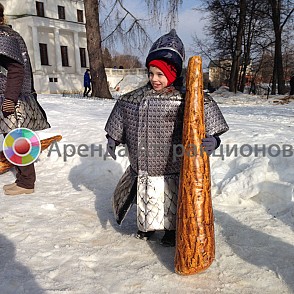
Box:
[239,59,248,92]
[274,29,285,94]
[84,0,112,98]
[239,0,256,93]
[229,52,241,93]
[271,61,277,94]
[269,0,285,94]
[229,0,246,93]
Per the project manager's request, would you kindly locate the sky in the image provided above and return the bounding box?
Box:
[103,0,208,67]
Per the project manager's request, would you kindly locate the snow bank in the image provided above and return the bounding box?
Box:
[0,92,294,293]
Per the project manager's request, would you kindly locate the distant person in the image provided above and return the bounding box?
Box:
[0,2,50,195]
[249,80,256,95]
[83,69,91,97]
[290,75,294,95]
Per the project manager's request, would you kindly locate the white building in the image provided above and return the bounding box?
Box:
[3,0,88,94]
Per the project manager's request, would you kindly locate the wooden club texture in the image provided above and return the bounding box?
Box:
[175,56,215,275]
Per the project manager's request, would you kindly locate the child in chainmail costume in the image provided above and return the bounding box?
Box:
[105,29,228,246]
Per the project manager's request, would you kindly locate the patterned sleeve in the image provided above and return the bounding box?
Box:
[0,34,24,65]
[105,100,126,144]
[204,93,229,136]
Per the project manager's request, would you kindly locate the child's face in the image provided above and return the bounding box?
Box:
[148,66,168,91]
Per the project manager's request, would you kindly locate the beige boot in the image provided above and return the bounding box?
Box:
[4,185,34,196]
[3,182,17,191]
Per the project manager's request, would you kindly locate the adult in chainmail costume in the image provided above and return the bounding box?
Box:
[105,29,229,246]
[0,3,50,195]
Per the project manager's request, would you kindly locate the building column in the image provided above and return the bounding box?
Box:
[54,28,62,72]
[31,26,41,72]
[73,31,81,74]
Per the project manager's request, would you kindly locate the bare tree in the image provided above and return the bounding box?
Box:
[238,0,272,92]
[282,34,294,83]
[229,0,246,93]
[267,0,294,94]
[84,0,111,98]
[112,54,142,68]
[193,0,293,94]
[197,0,247,92]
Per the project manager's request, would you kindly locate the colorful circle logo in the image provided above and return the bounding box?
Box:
[3,128,41,166]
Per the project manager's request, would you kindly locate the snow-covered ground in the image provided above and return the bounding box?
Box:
[0,87,293,294]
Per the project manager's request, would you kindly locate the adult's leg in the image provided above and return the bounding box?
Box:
[2,133,16,188]
[3,133,35,190]
[15,164,36,189]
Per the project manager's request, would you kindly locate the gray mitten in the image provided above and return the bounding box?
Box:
[107,137,117,160]
[202,135,217,156]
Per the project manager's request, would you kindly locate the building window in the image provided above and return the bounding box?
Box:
[39,43,49,65]
[80,48,87,68]
[36,1,45,17]
[61,46,69,67]
[77,10,84,23]
[58,5,65,20]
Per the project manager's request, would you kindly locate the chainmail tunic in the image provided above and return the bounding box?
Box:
[106,84,229,231]
[0,24,50,133]
[106,84,184,176]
